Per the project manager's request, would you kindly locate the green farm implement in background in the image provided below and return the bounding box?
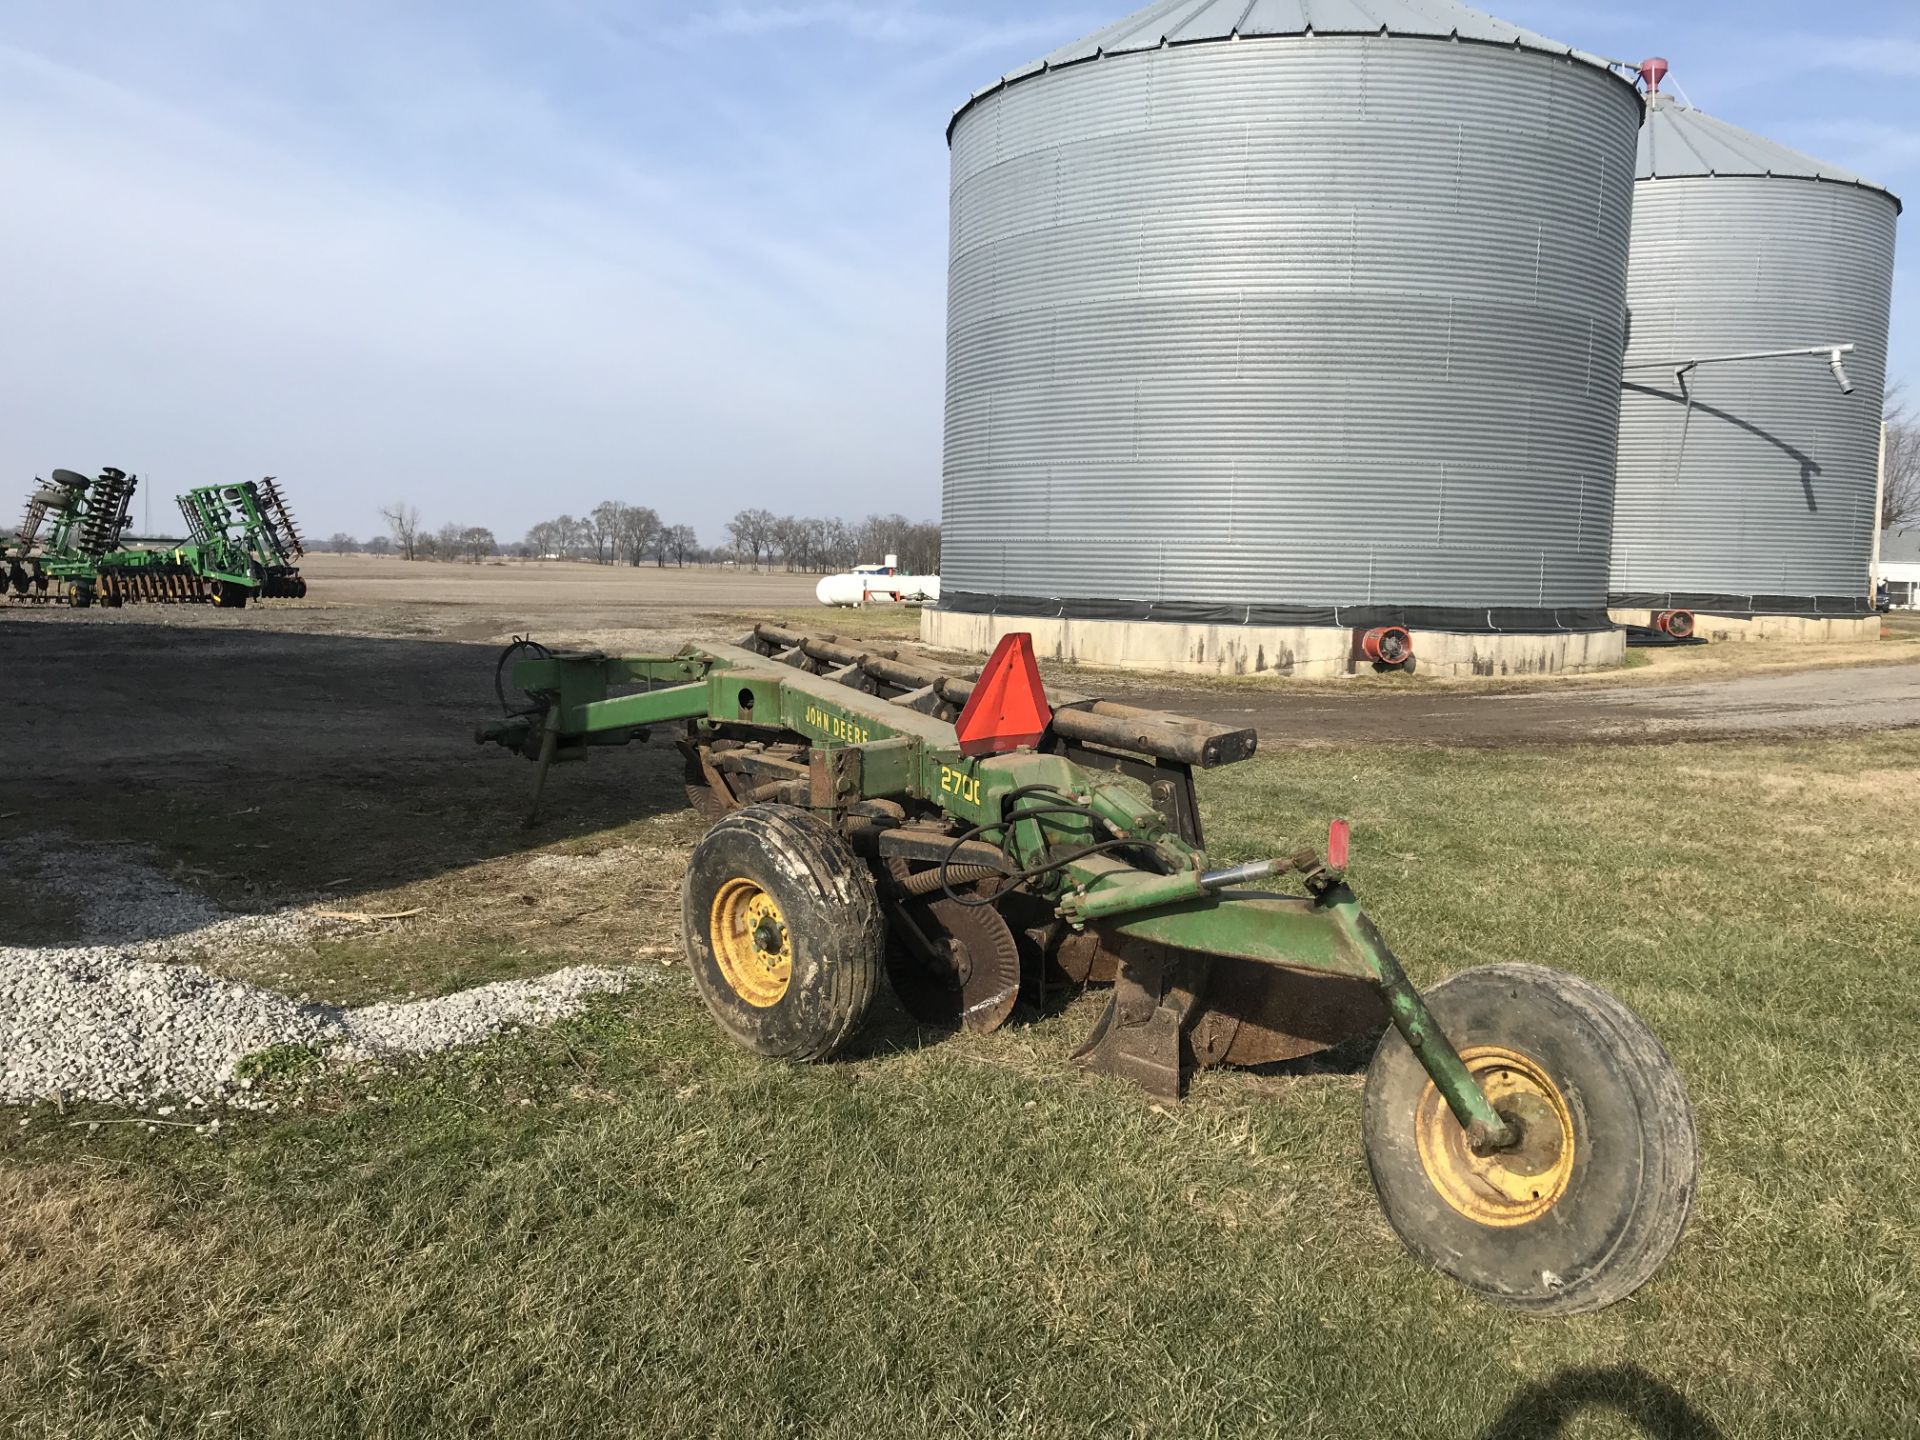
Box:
[1,467,137,602]
[479,623,1699,1315]
[4,469,307,607]
[172,477,308,602]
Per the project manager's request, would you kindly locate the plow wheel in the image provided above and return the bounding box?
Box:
[884,889,1022,1035]
[1362,965,1696,1315]
[681,804,882,1062]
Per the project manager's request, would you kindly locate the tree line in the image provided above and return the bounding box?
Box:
[724,510,940,575]
[524,502,699,567]
[353,501,939,573]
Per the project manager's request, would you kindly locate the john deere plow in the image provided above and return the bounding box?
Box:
[480,623,1698,1314]
[4,468,307,607]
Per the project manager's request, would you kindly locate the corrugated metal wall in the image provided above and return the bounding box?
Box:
[1611,178,1898,612]
[940,36,1642,628]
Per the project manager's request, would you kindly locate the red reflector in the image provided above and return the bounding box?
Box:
[1328,818,1351,870]
[954,633,1054,758]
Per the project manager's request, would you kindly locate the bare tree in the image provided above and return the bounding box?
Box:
[615,503,661,567]
[771,516,801,571]
[727,508,777,570]
[325,532,357,554]
[667,524,698,566]
[588,501,625,565]
[525,520,560,558]
[379,503,422,561]
[854,513,940,574]
[819,518,856,572]
[460,526,496,562]
[1885,386,1919,531]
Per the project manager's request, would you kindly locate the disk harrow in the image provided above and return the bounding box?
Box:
[478,623,1698,1314]
[5,468,309,607]
[3,468,139,606]
[173,479,308,603]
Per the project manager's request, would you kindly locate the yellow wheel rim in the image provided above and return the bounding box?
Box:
[1415,1045,1575,1228]
[709,877,792,1008]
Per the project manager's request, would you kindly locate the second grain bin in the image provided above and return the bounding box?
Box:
[1611,68,1901,641]
[925,0,1643,676]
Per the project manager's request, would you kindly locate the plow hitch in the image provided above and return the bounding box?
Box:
[477,625,1695,1314]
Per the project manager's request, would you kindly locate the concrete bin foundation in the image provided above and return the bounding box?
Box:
[922,610,1626,679]
[1608,609,1879,643]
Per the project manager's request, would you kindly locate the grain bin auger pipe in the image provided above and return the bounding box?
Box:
[1624,343,1858,491]
[474,628,1697,1314]
[1624,342,1858,396]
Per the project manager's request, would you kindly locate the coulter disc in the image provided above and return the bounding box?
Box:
[681,744,736,820]
[886,894,1022,1034]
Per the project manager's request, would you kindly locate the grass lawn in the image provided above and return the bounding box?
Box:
[4,732,1918,1437]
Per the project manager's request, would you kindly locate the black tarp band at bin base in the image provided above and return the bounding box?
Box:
[1608,592,1874,619]
[935,591,1614,635]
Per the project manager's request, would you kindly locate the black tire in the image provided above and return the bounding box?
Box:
[681,804,882,1062]
[1362,964,1695,1316]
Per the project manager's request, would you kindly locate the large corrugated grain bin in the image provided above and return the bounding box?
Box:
[924,0,1642,676]
[1610,78,1901,641]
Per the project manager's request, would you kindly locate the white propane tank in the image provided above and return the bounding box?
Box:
[816,554,940,607]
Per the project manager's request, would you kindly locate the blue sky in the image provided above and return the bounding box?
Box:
[1,1,1913,544]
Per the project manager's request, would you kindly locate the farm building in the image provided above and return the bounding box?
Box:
[1880,527,1920,609]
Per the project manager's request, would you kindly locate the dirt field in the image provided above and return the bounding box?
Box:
[3,555,1913,943]
[7,555,1915,755]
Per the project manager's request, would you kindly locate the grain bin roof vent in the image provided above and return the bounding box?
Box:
[950,0,1632,136]
[1638,85,1902,211]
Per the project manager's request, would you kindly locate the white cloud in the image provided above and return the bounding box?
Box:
[1788,119,1920,182]
[662,1,1101,61]
[1793,35,1920,79]
[0,37,945,541]
[677,3,947,43]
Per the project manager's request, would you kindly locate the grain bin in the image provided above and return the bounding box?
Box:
[1610,69,1901,642]
[924,0,1643,677]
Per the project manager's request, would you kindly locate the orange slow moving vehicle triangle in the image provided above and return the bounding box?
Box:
[954,632,1054,758]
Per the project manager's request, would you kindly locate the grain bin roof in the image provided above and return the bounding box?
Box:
[951,0,1628,136]
[1639,94,1902,211]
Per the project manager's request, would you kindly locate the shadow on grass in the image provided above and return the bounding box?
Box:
[1479,1364,1725,1440]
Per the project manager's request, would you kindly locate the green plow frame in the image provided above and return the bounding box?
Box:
[477,623,1697,1315]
